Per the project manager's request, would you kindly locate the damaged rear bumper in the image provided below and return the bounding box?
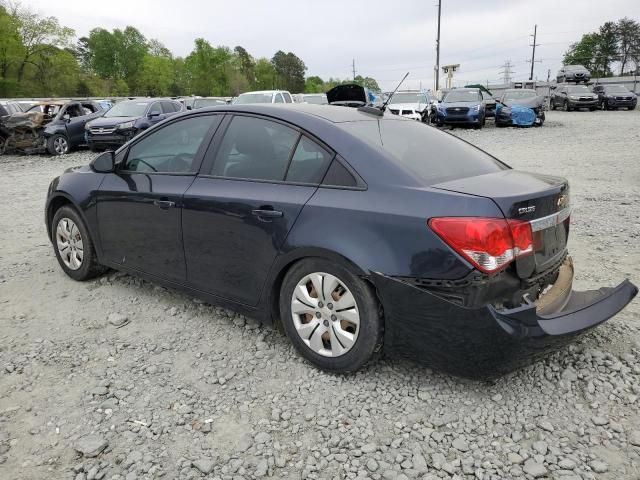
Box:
[371,260,637,379]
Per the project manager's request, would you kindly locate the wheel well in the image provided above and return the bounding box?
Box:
[47,196,73,239]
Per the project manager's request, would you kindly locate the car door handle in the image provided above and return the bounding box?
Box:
[252,208,283,218]
[153,199,175,209]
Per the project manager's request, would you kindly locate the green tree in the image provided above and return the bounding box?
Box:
[184,38,232,95]
[253,57,275,90]
[616,17,640,74]
[353,75,381,92]
[271,50,306,92]
[138,54,173,96]
[0,3,22,95]
[304,75,325,93]
[564,33,601,74]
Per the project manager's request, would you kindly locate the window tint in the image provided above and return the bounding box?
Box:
[148,103,162,115]
[274,93,284,103]
[286,136,333,183]
[123,115,217,173]
[161,101,177,113]
[322,159,358,187]
[283,92,293,103]
[341,119,507,185]
[210,116,298,181]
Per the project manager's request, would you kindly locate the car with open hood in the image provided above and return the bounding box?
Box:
[326,84,376,107]
[592,84,637,110]
[45,104,637,378]
[433,88,486,128]
[496,89,546,127]
[85,98,184,151]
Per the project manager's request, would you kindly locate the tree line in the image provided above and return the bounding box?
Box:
[0,2,380,98]
[563,18,640,77]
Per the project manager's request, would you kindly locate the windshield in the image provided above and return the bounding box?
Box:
[194,98,226,108]
[104,101,149,117]
[390,92,429,104]
[302,95,328,105]
[503,90,537,100]
[566,85,590,94]
[604,85,629,93]
[443,90,480,103]
[340,119,506,184]
[235,93,273,104]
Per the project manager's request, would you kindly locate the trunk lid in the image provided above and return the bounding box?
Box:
[433,170,570,278]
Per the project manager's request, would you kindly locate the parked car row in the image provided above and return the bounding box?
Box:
[550,83,637,111]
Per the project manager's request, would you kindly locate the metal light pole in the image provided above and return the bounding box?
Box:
[435,0,442,91]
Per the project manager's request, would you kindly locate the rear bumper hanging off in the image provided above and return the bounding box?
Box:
[371,261,637,379]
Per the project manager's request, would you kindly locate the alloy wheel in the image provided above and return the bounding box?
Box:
[54,136,69,155]
[290,272,360,357]
[56,218,84,270]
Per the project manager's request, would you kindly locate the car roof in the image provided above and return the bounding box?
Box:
[239,90,289,95]
[504,88,536,93]
[190,103,394,123]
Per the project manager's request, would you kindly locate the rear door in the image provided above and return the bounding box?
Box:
[182,114,334,305]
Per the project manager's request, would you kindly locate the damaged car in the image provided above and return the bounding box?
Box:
[495,89,546,127]
[326,84,375,107]
[386,90,432,122]
[85,98,184,151]
[1,100,103,155]
[45,104,637,378]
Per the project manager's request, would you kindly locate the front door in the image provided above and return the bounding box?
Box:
[96,114,221,282]
[182,114,334,306]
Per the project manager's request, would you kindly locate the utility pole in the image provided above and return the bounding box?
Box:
[529,24,540,81]
[352,59,356,81]
[435,0,442,91]
[499,60,514,85]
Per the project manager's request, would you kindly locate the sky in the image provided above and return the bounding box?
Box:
[18,0,639,91]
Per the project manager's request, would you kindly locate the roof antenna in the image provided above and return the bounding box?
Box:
[381,72,410,112]
[357,72,409,117]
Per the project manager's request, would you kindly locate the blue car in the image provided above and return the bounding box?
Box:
[45,104,637,377]
[85,98,184,151]
[433,88,486,128]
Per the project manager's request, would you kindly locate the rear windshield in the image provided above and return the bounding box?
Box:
[235,93,273,104]
[341,119,507,184]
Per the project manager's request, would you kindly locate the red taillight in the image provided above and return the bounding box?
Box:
[428,217,533,274]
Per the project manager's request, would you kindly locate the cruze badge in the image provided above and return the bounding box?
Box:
[518,206,536,215]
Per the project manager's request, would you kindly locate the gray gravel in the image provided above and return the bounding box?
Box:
[1,110,640,479]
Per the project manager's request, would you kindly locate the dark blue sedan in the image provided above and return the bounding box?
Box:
[45,104,637,377]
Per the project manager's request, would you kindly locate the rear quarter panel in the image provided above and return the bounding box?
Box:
[283,184,504,279]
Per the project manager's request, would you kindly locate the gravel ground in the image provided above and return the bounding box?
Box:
[1,110,639,480]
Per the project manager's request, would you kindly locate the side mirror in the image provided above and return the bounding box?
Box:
[148,111,161,118]
[90,150,115,173]
[186,106,192,110]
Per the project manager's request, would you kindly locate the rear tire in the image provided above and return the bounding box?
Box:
[279,258,382,373]
[0,135,6,155]
[47,134,70,156]
[51,206,106,281]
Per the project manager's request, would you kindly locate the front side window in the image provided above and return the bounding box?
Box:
[274,94,285,103]
[161,101,177,113]
[210,116,298,181]
[123,115,217,174]
[286,136,333,183]
[283,92,293,103]
[148,103,162,116]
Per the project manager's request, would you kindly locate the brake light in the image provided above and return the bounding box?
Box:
[428,217,533,273]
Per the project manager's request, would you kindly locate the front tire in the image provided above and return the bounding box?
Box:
[51,206,105,281]
[47,134,70,156]
[550,98,556,110]
[280,258,383,372]
[563,101,571,112]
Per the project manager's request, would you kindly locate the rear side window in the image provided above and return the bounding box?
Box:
[286,136,333,183]
[322,159,358,187]
[341,119,507,185]
[210,116,298,181]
